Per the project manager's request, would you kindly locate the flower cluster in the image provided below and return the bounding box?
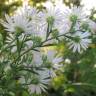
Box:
[0,4,96,95]
[1,5,94,53]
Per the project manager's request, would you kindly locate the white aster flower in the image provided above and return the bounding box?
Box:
[40,4,65,35]
[15,5,46,39]
[0,14,34,35]
[43,68,57,78]
[63,6,88,22]
[47,50,63,69]
[44,50,63,77]
[28,70,50,94]
[87,20,96,33]
[22,6,47,39]
[16,5,40,21]
[73,20,96,33]
[67,31,92,53]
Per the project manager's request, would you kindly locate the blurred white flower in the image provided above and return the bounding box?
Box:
[59,20,71,35]
[65,58,71,64]
[28,70,50,94]
[47,50,62,68]
[63,6,88,22]
[44,50,63,77]
[16,5,46,39]
[94,64,96,68]
[39,4,66,35]
[23,6,47,39]
[67,31,92,53]
[88,20,96,33]
[43,68,57,78]
[32,51,43,67]
[0,14,33,35]
[17,5,40,21]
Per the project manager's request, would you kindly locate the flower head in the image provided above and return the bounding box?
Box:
[43,50,63,77]
[28,70,50,94]
[0,14,33,35]
[63,6,88,22]
[17,5,46,39]
[39,4,65,36]
[67,31,92,53]
[17,5,42,22]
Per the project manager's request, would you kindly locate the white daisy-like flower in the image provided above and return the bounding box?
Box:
[39,4,66,35]
[44,50,63,77]
[16,5,41,21]
[67,31,92,53]
[73,20,96,33]
[28,70,50,94]
[43,68,56,78]
[63,6,88,22]
[16,5,46,39]
[47,50,63,69]
[87,20,96,33]
[0,14,33,35]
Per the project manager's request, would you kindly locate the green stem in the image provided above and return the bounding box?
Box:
[71,82,96,88]
[10,33,73,65]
